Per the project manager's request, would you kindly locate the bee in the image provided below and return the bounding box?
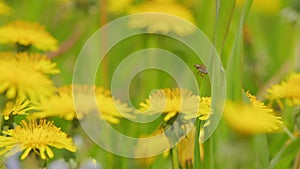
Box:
[194,64,208,76]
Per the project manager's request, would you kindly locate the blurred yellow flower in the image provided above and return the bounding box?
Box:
[2,97,34,120]
[18,52,60,74]
[107,0,133,14]
[236,0,281,15]
[0,0,11,15]
[266,73,300,107]
[0,119,76,160]
[224,92,283,134]
[97,91,134,124]
[135,130,170,164]
[0,52,56,100]
[177,126,204,169]
[0,21,58,51]
[34,85,133,123]
[138,88,200,122]
[33,85,108,120]
[129,0,196,36]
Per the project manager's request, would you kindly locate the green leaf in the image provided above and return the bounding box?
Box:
[267,137,300,169]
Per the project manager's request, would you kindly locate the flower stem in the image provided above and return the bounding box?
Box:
[203,136,214,169]
[171,146,179,169]
[282,125,296,141]
[194,118,202,169]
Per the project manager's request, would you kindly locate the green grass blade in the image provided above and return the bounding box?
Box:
[213,0,236,55]
[226,0,253,101]
[253,134,270,168]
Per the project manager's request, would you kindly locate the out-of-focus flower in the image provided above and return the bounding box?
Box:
[2,97,34,120]
[224,91,283,134]
[97,91,134,124]
[33,85,133,123]
[0,52,56,101]
[0,1,11,16]
[0,21,58,51]
[135,130,170,166]
[177,126,194,169]
[236,0,281,15]
[0,119,76,160]
[129,0,196,36]
[17,52,60,74]
[137,88,200,122]
[107,0,133,14]
[266,73,300,107]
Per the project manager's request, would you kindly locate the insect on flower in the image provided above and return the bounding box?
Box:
[194,64,208,76]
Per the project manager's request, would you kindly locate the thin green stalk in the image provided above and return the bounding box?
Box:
[194,119,202,169]
[203,136,214,169]
[282,125,296,141]
[194,73,207,169]
[171,146,179,169]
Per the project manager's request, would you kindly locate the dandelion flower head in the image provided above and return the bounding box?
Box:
[2,97,34,120]
[0,20,58,51]
[0,52,57,101]
[224,91,283,134]
[0,119,76,160]
[129,0,196,36]
[266,73,300,107]
[34,85,133,124]
[138,88,200,122]
[33,85,109,121]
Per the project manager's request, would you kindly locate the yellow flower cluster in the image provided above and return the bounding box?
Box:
[0,119,76,160]
[0,19,77,162]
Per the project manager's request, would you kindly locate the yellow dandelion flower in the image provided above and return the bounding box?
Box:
[0,21,58,51]
[97,93,134,124]
[224,92,283,134]
[0,53,56,100]
[0,0,11,16]
[236,0,281,15]
[0,119,76,160]
[17,52,60,74]
[266,73,300,107]
[34,85,133,123]
[2,97,34,120]
[0,52,60,74]
[138,88,200,122]
[183,97,211,121]
[107,0,133,14]
[129,0,196,36]
[33,85,109,121]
